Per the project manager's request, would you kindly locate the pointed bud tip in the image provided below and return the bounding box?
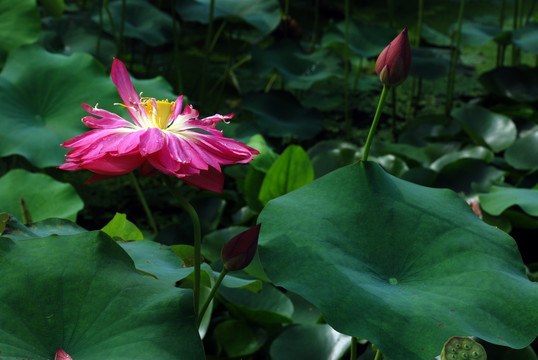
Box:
[221,224,261,271]
[55,349,73,360]
[375,27,411,87]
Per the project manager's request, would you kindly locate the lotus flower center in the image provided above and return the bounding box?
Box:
[142,99,175,129]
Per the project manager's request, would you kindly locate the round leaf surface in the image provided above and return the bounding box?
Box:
[0,231,204,359]
[258,162,538,360]
[0,169,83,222]
[0,45,117,167]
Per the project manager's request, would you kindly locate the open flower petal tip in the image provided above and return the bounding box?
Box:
[59,58,259,193]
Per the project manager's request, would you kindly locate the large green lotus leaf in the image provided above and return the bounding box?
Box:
[513,23,538,55]
[452,105,516,152]
[269,324,350,360]
[258,162,538,360]
[176,0,280,37]
[96,0,173,47]
[504,131,538,170]
[241,91,322,139]
[479,67,538,102]
[479,186,538,217]
[321,20,395,58]
[0,45,116,167]
[0,231,204,359]
[0,0,40,55]
[251,41,342,90]
[0,169,83,222]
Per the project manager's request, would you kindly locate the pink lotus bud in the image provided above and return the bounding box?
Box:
[375,27,411,87]
[55,349,73,360]
[221,224,261,271]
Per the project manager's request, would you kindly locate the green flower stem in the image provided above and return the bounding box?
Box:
[374,348,383,360]
[405,0,424,123]
[362,84,390,161]
[163,177,202,322]
[343,0,351,139]
[350,337,357,359]
[200,0,215,106]
[198,268,228,325]
[445,0,465,116]
[171,0,183,94]
[129,173,158,234]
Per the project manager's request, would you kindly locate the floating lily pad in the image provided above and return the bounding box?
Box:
[258,162,538,360]
[0,231,204,359]
[0,0,40,55]
[0,169,83,222]
[479,186,538,217]
[176,0,280,37]
[452,105,516,152]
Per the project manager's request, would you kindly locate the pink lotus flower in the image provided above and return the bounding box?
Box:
[59,59,259,193]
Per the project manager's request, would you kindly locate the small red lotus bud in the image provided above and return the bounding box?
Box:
[375,27,411,87]
[55,349,73,360]
[221,224,261,271]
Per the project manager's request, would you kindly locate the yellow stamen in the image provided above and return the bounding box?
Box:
[141,98,175,129]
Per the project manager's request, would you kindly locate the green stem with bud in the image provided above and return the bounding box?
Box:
[163,177,202,324]
[362,84,390,161]
[198,268,228,325]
